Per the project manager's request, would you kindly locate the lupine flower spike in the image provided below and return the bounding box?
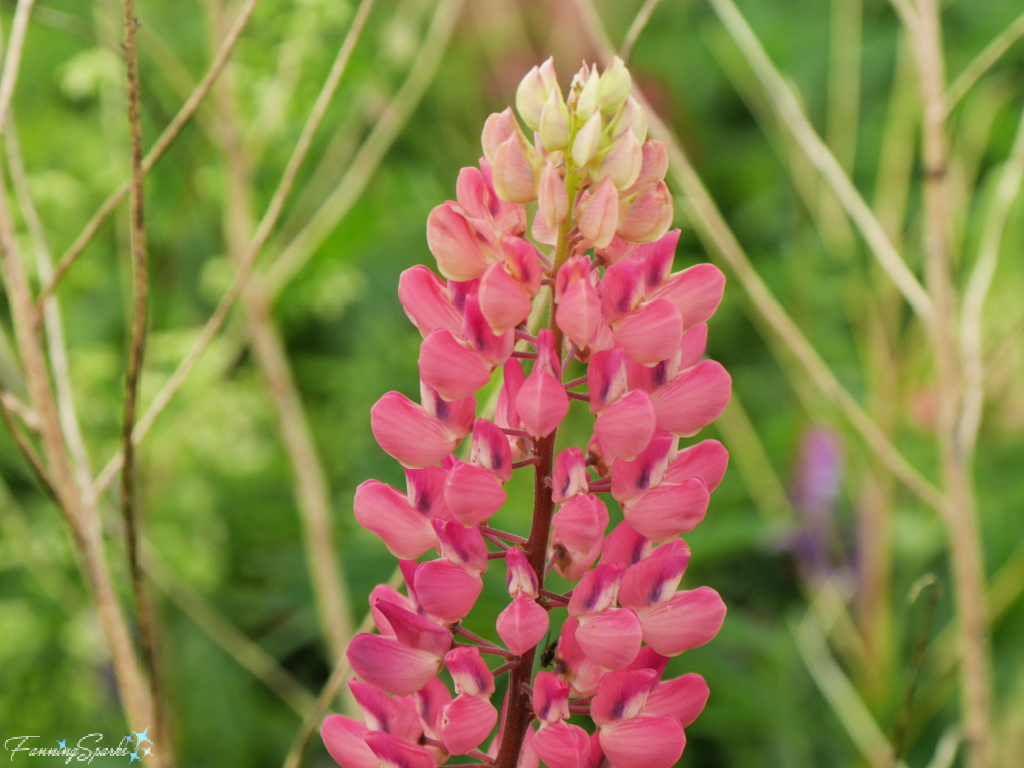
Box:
[324,56,731,768]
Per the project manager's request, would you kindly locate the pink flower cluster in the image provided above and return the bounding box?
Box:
[323,57,732,768]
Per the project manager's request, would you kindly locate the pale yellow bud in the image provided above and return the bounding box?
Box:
[599,57,631,113]
[595,129,643,189]
[571,111,603,168]
[539,88,570,151]
[575,70,601,122]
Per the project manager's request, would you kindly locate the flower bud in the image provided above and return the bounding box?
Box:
[482,108,519,164]
[571,110,603,168]
[616,180,673,243]
[599,57,631,113]
[574,69,600,123]
[578,176,619,248]
[517,57,560,130]
[540,87,570,151]
[595,129,642,190]
[538,162,569,229]
[492,134,539,204]
[609,96,647,143]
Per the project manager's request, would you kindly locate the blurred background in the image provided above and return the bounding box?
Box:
[0,0,1022,766]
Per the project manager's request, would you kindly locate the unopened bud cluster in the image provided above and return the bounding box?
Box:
[322,57,732,768]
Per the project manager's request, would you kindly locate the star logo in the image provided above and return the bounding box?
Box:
[129,752,140,762]
[126,734,133,743]
[143,748,151,756]
[133,727,152,747]
[58,740,66,749]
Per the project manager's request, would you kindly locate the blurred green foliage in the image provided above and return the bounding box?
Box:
[1,0,1023,766]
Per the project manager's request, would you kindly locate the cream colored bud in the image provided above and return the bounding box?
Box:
[575,70,601,122]
[571,111,603,168]
[609,97,648,144]
[517,66,548,131]
[596,129,643,189]
[540,88,570,151]
[599,57,631,113]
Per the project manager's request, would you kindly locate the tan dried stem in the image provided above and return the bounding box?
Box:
[958,101,1024,456]
[706,0,935,325]
[120,0,169,759]
[945,9,1024,114]
[912,2,994,765]
[37,0,261,307]
[263,0,466,299]
[92,0,377,496]
[205,0,358,701]
[4,122,94,498]
[575,0,948,514]
[0,0,35,137]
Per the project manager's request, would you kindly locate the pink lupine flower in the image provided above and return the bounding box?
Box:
[324,56,732,768]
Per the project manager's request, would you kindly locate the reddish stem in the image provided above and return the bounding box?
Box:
[564,375,587,388]
[512,350,538,360]
[512,457,541,469]
[567,391,589,402]
[480,526,528,545]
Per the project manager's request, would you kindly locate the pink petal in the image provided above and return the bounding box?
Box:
[405,466,451,520]
[496,594,549,656]
[556,278,602,350]
[374,601,452,656]
[594,389,656,461]
[413,559,484,623]
[455,164,494,220]
[623,140,669,196]
[625,354,680,394]
[532,671,570,723]
[415,676,452,741]
[444,646,495,696]
[568,562,623,617]
[551,495,610,581]
[663,439,729,491]
[552,447,589,504]
[616,181,672,243]
[463,294,515,367]
[496,358,525,431]
[479,262,532,335]
[505,545,538,598]
[587,348,629,413]
[432,518,488,571]
[321,715,377,768]
[609,433,677,504]
[533,721,592,768]
[365,731,437,768]
[578,176,619,248]
[426,202,493,281]
[420,382,476,437]
[598,714,684,768]
[623,477,710,542]
[599,521,651,567]
[618,539,692,610]
[575,609,643,669]
[398,265,462,338]
[354,480,437,559]
[622,647,670,679]
[631,229,681,291]
[441,693,498,755]
[591,668,658,725]
[482,108,519,165]
[470,418,513,482]
[556,617,607,697]
[678,322,709,369]
[349,679,422,743]
[637,587,727,656]
[651,360,732,436]
[653,263,726,331]
[554,256,593,302]
[611,298,683,366]
[444,461,507,526]
[371,391,460,468]
[600,260,646,324]
[347,634,443,696]
[492,134,538,204]
[538,161,569,228]
[515,368,569,439]
[502,236,543,295]
[645,673,710,728]
[368,584,409,636]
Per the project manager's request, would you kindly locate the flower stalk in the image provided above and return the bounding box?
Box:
[321,57,732,768]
